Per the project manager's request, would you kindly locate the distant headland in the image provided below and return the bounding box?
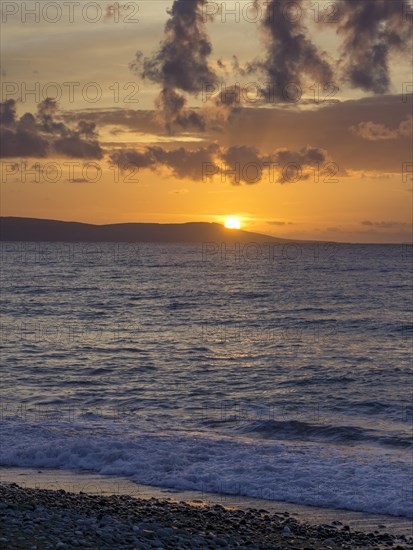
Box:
[0,217,296,244]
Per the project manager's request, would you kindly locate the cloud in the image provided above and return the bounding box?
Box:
[126,0,412,132]
[0,127,49,158]
[132,0,411,123]
[220,145,264,168]
[110,143,220,181]
[109,143,329,184]
[361,220,412,229]
[233,1,412,98]
[54,94,409,176]
[69,109,164,137]
[267,220,294,226]
[236,0,333,101]
[0,99,103,159]
[132,0,216,94]
[154,88,206,133]
[336,0,413,93]
[54,136,104,159]
[130,0,220,132]
[351,115,412,141]
[219,144,328,183]
[220,94,412,174]
[0,99,17,126]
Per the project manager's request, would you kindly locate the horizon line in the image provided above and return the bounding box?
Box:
[1,216,412,245]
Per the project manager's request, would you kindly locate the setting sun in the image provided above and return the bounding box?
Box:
[224,217,241,229]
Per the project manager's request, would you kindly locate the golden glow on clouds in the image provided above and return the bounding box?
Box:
[101,128,206,144]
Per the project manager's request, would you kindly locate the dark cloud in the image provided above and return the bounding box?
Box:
[130,0,219,132]
[109,148,159,170]
[110,143,220,181]
[77,120,99,138]
[337,0,413,93]
[0,99,16,126]
[220,144,329,183]
[0,99,103,159]
[18,113,37,132]
[0,126,49,158]
[36,98,71,136]
[221,145,264,168]
[156,0,413,102]
[150,143,220,180]
[54,136,103,159]
[272,146,329,183]
[154,88,206,133]
[274,146,326,167]
[235,1,411,97]
[129,1,239,133]
[109,143,329,184]
[0,99,49,157]
[132,0,216,93]
[241,0,333,101]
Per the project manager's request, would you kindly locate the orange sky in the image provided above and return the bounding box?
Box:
[1,1,412,243]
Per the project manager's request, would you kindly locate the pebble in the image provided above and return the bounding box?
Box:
[0,483,411,550]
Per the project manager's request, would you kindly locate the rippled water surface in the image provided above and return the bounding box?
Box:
[1,242,412,517]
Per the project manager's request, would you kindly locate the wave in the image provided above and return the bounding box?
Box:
[0,421,411,518]
[231,419,412,449]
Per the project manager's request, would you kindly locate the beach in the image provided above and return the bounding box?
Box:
[1,468,413,549]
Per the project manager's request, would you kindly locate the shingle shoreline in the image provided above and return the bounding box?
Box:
[1,483,412,549]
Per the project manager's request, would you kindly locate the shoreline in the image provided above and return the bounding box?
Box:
[1,467,412,544]
[1,481,412,549]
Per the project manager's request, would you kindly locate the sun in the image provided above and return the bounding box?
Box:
[224,216,241,229]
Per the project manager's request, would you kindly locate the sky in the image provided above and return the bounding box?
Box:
[1,0,412,243]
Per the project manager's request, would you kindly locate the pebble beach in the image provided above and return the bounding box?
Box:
[1,482,412,550]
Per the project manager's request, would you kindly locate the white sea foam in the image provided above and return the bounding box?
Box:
[1,419,411,518]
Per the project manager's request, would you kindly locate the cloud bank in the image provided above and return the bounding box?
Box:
[0,99,103,159]
[109,143,329,184]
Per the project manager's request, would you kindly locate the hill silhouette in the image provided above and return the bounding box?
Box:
[0,217,294,243]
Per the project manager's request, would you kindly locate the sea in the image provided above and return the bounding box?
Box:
[0,240,412,518]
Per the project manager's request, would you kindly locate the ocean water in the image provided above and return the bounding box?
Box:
[1,241,412,517]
